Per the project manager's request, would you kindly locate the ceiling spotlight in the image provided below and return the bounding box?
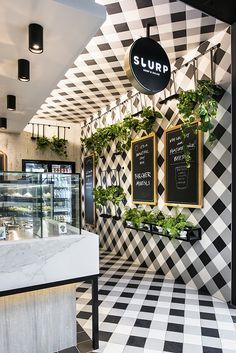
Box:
[29,23,43,54]
[18,59,30,82]
[0,118,7,130]
[7,95,16,111]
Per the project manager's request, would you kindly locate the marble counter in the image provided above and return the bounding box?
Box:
[0,229,99,293]
[0,229,99,353]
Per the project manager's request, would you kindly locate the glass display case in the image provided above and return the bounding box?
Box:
[0,171,81,241]
[22,160,76,223]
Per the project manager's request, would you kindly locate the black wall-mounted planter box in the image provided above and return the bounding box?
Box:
[99,213,112,219]
[124,221,202,243]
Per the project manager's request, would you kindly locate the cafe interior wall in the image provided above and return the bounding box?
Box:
[81,27,231,302]
[0,119,81,172]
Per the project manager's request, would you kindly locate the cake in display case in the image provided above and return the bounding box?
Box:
[0,171,81,241]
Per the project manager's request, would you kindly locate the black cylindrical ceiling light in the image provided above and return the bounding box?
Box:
[29,23,43,54]
[0,118,7,130]
[7,95,16,111]
[18,59,30,82]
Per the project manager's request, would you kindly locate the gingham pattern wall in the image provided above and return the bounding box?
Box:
[81,27,232,302]
[34,0,227,124]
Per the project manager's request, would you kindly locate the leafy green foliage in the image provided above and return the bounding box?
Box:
[122,207,194,239]
[93,185,126,208]
[50,136,68,158]
[122,207,165,229]
[36,137,51,152]
[81,107,162,161]
[177,80,223,167]
[159,213,193,239]
[35,136,68,158]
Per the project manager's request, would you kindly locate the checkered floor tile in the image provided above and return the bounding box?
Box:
[72,251,236,353]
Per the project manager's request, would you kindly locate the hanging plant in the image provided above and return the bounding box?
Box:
[50,136,68,158]
[81,106,162,161]
[177,79,224,167]
[141,106,163,122]
[93,185,126,208]
[36,137,51,152]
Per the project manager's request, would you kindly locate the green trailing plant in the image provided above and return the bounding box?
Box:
[35,136,68,158]
[81,107,162,161]
[177,79,224,167]
[93,185,126,209]
[36,137,51,152]
[50,136,68,158]
[141,106,163,122]
[93,186,107,207]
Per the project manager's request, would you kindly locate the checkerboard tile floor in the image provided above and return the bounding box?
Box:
[63,251,236,353]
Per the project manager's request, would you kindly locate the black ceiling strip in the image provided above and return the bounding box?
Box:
[180,0,236,24]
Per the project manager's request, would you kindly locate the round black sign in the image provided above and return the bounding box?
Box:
[124,37,171,95]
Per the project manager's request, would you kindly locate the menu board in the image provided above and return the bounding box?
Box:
[165,122,203,208]
[131,133,157,205]
[84,155,95,226]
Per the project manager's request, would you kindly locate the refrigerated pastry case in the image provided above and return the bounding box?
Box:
[0,172,53,240]
[22,159,77,226]
[0,171,81,240]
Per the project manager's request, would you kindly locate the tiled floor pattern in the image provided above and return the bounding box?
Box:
[61,251,236,353]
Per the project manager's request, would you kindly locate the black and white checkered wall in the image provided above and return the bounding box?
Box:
[81,27,231,302]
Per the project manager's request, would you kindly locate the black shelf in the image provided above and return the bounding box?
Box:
[0,196,51,203]
[53,198,70,201]
[123,221,201,243]
[53,210,69,214]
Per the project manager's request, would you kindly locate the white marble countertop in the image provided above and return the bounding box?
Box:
[0,230,99,293]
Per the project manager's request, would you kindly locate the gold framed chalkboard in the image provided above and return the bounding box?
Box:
[84,154,96,227]
[164,122,203,208]
[131,133,157,205]
[0,151,7,171]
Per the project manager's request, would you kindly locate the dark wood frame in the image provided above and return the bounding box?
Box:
[131,133,157,205]
[164,122,203,208]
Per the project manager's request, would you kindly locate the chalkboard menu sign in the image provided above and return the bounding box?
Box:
[165,123,203,208]
[131,133,157,205]
[84,155,95,226]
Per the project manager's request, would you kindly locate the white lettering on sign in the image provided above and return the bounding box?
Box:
[133,56,169,74]
[141,57,146,68]
[135,172,151,179]
[135,172,152,187]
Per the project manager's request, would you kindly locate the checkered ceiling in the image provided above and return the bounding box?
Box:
[34,0,227,124]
